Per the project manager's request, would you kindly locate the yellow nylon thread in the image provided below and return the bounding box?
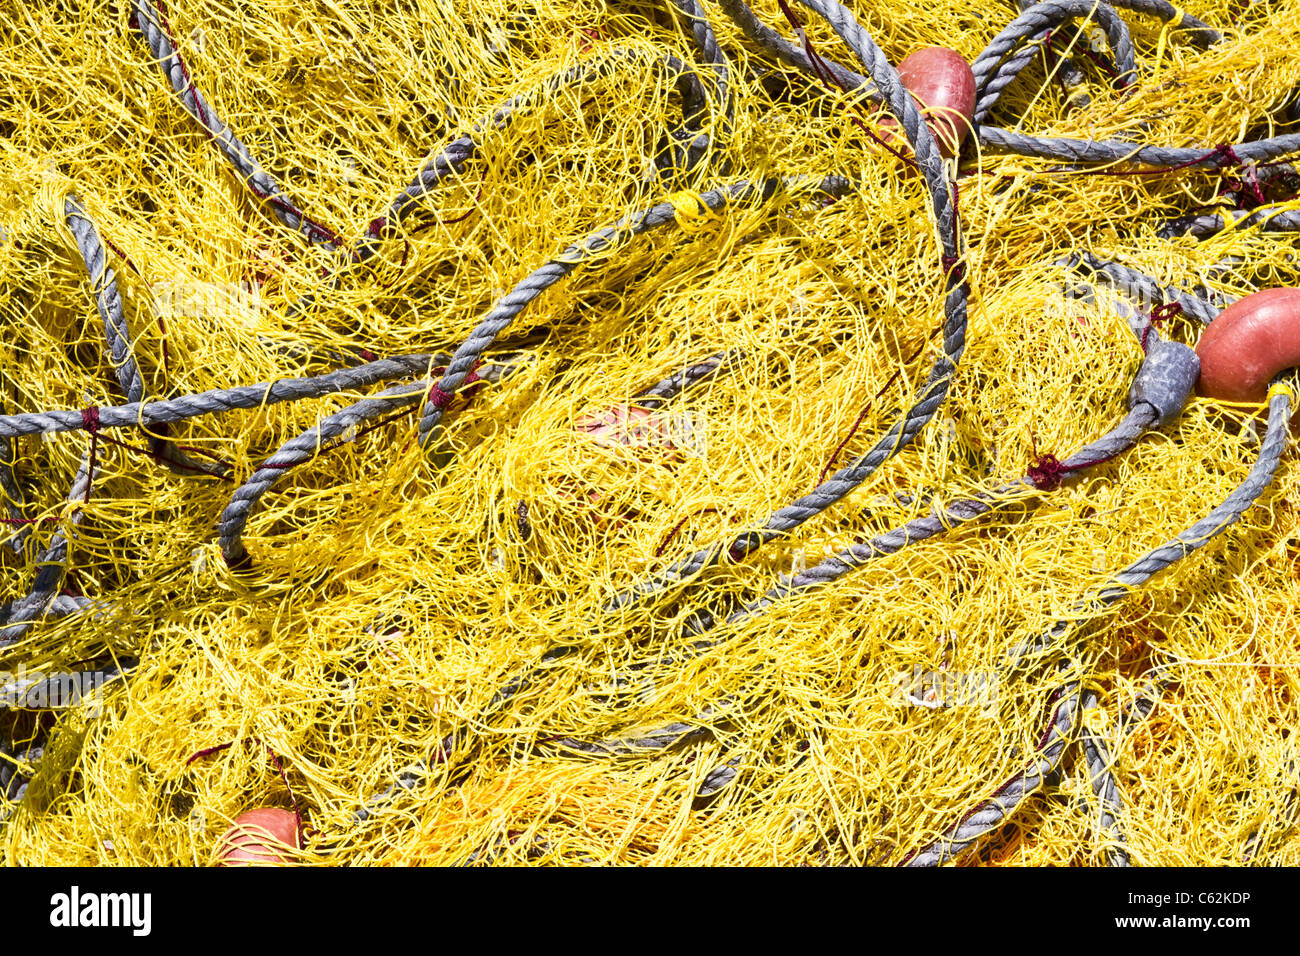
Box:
[0,0,1295,870]
[665,190,719,231]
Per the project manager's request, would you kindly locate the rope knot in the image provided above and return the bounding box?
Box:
[80,406,100,433]
[1027,454,1069,491]
[427,385,454,410]
[368,217,388,237]
[224,550,253,572]
[1150,302,1183,323]
[463,359,484,388]
[1220,160,1268,209]
[429,359,487,410]
[1139,302,1184,352]
[1213,144,1243,167]
[1211,145,1270,206]
[941,255,966,281]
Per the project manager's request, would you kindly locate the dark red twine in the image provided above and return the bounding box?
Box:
[655,507,720,557]
[1026,453,1071,491]
[817,327,940,487]
[76,406,232,481]
[80,407,100,504]
[1066,143,1254,181]
[428,360,484,411]
[427,385,455,410]
[1220,159,1269,209]
[1139,301,1184,353]
[185,741,235,766]
[774,0,920,170]
[186,738,304,844]
[1026,442,1124,491]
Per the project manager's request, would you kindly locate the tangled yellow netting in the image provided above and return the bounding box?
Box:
[0,0,1298,866]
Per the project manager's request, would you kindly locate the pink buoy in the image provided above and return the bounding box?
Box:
[1196,288,1300,403]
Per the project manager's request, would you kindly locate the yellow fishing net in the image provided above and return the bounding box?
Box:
[0,0,1297,865]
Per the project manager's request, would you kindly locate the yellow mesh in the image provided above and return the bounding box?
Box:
[0,0,1297,865]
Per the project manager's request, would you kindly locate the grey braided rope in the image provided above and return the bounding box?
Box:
[535,322,1194,767]
[293,50,716,320]
[216,351,527,565]
[360,49,707,259]
[548,305,1193,756]
[413,177,838,450]
[660,0,733,179]
[1116,671,1168,733]
[364,347,743,763]
[1079,690,1130,866]
[602,0,969,613]
[1106,0,1219,45]
[63,196,144,403]
[730,404,1158,626]
[902,683,1084,866]
[0,594,95,625]
[714,0,871,94]
[979,127,1300,167]
[348,764,431,826]
[697,753,743,799]
[63,195,218,477]
[0,352,455,439]
[1157,204,1300,239]
[632,349,739,409]
[1009,383,1294,665]
[1059,264,1213,358]
[0,459,92,650]
[671,0,732,114]
[0,425,30,555]
[979,37,1064,127]
[547,714,716,757]
[971,0,1137,123]
[0,654,134,711]
[910,376,1291,865]
[715,0,1219,158]
[1242,757,1299,864]
[975,0,1220,123]
[977,35,1050,125]
[457,832,600,866]
[1017,0,1092,114]
[218,360,519,565]
[576,355,1165,723]
[498,276,1194,762]
[0,740,44,808]
[131,1,340,250]
[1057,250,1227,322]
[996,0,1221,122]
